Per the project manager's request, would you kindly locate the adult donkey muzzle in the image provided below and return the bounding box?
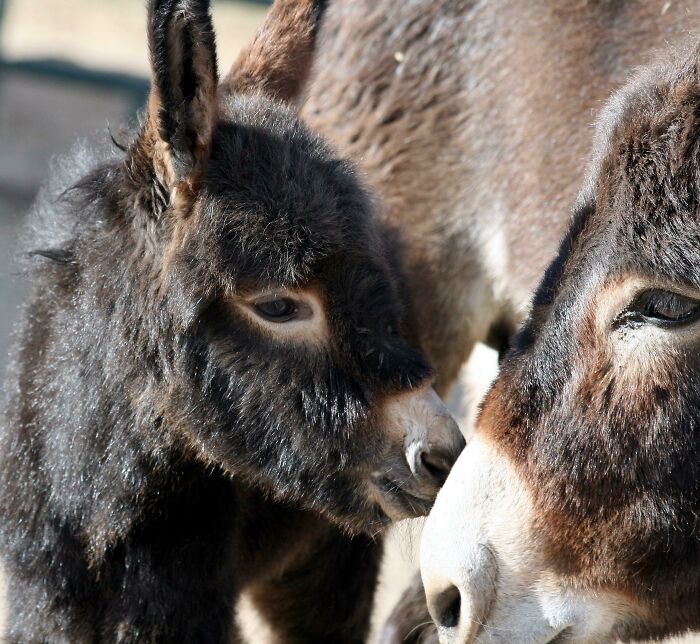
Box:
[420,437,620,643]
[372,386,465,520]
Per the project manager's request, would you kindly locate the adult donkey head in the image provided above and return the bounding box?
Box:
[421,42,700,642]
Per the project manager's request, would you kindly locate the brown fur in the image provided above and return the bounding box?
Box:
[224,0,326,103]
[303,0,699,394]
[463,40,700,640]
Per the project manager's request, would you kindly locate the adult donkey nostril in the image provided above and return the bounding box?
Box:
[433,584,461,630]
[422,539,498,642]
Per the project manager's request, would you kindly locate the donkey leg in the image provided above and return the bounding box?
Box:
[378,572,438,644]
[247,524,382,644]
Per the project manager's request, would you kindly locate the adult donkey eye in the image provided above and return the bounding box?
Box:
[633,289,700,325]
[253,298,298,322]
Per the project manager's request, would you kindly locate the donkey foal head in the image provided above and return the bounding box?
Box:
[91,0,464,533]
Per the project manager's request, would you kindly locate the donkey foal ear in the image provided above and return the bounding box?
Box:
[138,0,219,198]
[223,0,328,104]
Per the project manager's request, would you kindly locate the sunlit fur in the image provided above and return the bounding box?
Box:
[309,1,700,639]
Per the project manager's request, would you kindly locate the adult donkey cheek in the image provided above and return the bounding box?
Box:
[420,435,625,644]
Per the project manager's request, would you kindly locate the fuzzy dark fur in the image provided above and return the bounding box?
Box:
[378,573,437,644]
[0,1,444,642]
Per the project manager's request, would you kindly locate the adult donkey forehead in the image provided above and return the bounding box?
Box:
[530,48,700,313]
[421,39,700,644]
[573,44,700,285]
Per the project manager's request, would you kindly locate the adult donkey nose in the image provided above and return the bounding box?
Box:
[402,387,465,493]
[422,543,498,643]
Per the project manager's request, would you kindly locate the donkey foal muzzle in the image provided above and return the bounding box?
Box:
[374,386,464,520]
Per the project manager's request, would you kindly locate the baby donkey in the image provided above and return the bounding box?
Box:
[0,1,463,642]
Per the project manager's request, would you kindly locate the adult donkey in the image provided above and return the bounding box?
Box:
[302,0,700,642]
[304,0,697,394]
[421,37,700,644]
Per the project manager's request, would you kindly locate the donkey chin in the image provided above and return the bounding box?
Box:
[369,386,465,523]
[420,436,632,644]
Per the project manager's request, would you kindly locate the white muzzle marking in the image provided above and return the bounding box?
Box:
[420,437,622,643]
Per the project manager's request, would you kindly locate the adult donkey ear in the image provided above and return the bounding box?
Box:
[222,0,328,104]
[129,0,218,210]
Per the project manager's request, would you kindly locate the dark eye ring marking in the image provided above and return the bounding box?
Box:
[620,289,700,328]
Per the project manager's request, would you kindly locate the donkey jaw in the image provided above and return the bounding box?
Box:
[420,437,628,644]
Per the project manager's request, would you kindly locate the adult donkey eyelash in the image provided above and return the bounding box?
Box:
[615,289,700,328]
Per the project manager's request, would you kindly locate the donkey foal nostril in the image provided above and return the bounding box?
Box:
[420,451,450,487]
[435,585,461,630]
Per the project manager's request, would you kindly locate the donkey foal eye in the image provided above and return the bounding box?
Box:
[253,298,298,322]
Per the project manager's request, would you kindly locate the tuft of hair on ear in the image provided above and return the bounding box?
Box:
[222,0,329,104]
[128,0,219,214]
